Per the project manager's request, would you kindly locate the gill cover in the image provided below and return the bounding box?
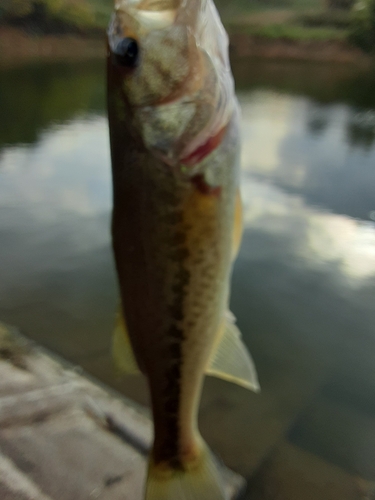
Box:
[108,0,236,167]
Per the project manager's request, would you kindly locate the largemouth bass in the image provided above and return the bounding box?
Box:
[107,0,259,499]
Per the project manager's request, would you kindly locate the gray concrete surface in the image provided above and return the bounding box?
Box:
[0,323,245,500]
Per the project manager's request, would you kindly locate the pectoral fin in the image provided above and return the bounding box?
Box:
[206,314,260,392]
[112,308,141,375]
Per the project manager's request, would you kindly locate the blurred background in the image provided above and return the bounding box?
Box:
[1,0,375,498]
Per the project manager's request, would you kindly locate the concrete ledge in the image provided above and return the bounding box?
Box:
[0,323,245,500]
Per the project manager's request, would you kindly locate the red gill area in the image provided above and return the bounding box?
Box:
[181,125,227,167]
[183,125,227,196]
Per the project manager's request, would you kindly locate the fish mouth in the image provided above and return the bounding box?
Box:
[113,0,189,33]
[116,0,181,10]
[133,0,180,8]
[110,0,206,49]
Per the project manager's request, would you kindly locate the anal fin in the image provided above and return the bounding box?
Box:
[112,307,141,375]
[205,314,260,392]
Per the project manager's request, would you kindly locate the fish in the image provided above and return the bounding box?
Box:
[106,1,260,499]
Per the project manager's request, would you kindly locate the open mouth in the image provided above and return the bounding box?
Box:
[114,0,181,33]
[126,0,181,10]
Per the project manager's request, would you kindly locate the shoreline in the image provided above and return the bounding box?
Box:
[0,27,106,68]
[0,26,373,68]
[229,33,373,66]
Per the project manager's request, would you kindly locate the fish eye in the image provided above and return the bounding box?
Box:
[114,38,139,68]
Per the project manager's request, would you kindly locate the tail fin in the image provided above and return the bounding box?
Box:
[146,443,228,500]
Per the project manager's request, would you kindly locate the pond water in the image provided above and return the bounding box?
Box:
[1,58,375,498]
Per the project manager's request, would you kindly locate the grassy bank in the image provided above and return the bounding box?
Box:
[0,0,374,66]
[0,26,370,69]
[228,22,349,42]
[224,6,357,44]
[229,34,370,65]
[0,27,105,67]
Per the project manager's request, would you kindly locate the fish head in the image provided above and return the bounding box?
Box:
[108,0,235,170]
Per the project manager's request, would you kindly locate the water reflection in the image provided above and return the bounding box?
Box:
[306,103,330,136]
[347,109,375,149]
[0,115,114,358]
[1,60,375,495]
[0,117,110,216]
[0,60,104,149]
[241,179,375,285]
[240,90,375,221]
[232,58,375,108]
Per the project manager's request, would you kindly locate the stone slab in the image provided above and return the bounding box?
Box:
[248,440,375,500]
[0,323,245,500]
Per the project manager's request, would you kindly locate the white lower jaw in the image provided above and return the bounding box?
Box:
[133,9,177,31]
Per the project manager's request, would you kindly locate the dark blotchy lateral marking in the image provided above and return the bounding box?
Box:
[165,362,180,383]
[173,230,187,245]
[169,342,182,359]
[158,414,183,469]
[176,267,190,285]
[154,218,191,467]
[165,369,180,396]
[168,324,184,340]
[164,397,179,414]
[164,212,184,225]
[168,303,184,322]
[170,247,190,262]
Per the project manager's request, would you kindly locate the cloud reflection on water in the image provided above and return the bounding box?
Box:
[242,179,375,286]
[239,90,375,286]
[0,117,111,220]
[240,91,375,222]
